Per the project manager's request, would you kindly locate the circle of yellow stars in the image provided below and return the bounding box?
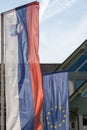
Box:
[46,106,67,129]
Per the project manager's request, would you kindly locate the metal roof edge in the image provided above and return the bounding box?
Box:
[55,39,87,71]
[70,80,87,102]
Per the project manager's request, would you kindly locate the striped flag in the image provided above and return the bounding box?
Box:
[43,72,69,130]
[5,2,44,130]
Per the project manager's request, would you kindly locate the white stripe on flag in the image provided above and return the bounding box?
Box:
[5,10,21,130]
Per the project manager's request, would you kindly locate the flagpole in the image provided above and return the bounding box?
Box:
[1,13,5,130]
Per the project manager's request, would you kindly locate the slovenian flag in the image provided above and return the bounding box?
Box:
[5,2,44,130]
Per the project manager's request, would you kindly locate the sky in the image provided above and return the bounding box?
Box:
[0,0,87,63]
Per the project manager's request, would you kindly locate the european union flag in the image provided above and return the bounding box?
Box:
[43,72,69,130]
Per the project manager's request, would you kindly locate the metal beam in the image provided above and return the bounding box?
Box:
[70,81,87,102]
[69,72,87,80]
[55,40,87,71]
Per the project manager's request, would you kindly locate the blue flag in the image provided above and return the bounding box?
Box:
[43,72,69,130]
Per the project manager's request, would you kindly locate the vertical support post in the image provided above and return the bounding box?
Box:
[78,115,83,130]
[1,13,5,130]
[75,116,79,130]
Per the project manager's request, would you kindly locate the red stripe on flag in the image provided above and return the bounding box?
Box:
[26,2,44,130]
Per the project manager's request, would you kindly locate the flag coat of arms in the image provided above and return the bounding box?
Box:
[43,72,69,130]
[5,2,44,130]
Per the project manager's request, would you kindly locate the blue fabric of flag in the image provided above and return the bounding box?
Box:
[5,2,43,130]
[16,6,34,130]
[43,72,69,130]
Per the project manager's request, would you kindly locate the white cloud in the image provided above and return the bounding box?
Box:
[39,0,50,22]
[40,0,78,22]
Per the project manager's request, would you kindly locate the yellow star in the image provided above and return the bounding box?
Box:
[46,117,48,120]
[47,122,50,125]
[55,106,57,109]
[59,107,61,110]
[64,115,67,118]
[48,112,50,115]
[62,120,65,123]
[54,126,57,129]
[59,124,62,127]
[50,125,53,128]
[51,108,53,110]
